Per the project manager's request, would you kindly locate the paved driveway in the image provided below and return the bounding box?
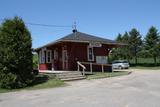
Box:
[0,69,160,107]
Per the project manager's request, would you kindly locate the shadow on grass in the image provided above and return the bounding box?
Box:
[0,75,50,93]
[29,74,50,86]
[0,74,64,93]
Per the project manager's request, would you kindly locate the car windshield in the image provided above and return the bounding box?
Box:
[122,61,128,63]
[112,60,128,63]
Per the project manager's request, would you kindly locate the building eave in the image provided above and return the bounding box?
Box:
[34,31,124,52]
[34,40,123,52]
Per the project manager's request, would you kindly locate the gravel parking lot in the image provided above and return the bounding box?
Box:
[0,69,160,107]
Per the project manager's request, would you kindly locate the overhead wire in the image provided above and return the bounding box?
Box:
[25,22,71,28]
[0,19,72,28]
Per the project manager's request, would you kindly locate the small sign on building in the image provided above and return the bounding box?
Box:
[89,42,102,47]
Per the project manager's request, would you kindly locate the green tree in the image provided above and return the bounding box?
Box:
[0,17,34,89]
[144,26,160,64]
[110,33,130,61]
[115,33,123,59]
[110,33,123,61]
[33,53,38,69]
[121,32,130,60]
[116,33,123,42]
[129,28,142,64]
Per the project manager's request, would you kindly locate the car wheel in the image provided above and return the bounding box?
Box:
[118,66,122,69]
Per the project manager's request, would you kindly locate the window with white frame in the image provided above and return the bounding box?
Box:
[39,50,45,64]
[87,46,94,61]
[42,50,45,63]
[46,50,52,63]
[39,50,42,64]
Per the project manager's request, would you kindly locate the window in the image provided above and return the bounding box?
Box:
[87,47,94,61]
[46,50,52,63]
[39,50,42,64]
[39,50,46,64]
[39,49,52,64]
[42,50,45,63]
[39,50,45,64]
[96,56,108,64]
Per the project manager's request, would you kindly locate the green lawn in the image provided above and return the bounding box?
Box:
[0,74,65,93]
[129,57,160,65]
[130,66,160,70]
[86,71,130,80]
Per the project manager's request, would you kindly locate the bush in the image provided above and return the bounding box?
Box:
[0,16,34,89]
[33,53,38,69]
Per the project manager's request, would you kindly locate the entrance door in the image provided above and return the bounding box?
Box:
[62,50,68,70]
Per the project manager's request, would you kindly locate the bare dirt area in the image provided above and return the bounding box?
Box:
[0,68,160,107]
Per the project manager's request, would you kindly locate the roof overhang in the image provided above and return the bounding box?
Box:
[34,40,124,52]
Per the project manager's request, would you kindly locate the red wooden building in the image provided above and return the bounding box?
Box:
[35,30,121,72]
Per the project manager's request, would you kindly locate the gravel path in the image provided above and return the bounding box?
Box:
[0,69,160,107]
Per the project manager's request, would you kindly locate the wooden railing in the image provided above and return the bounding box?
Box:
[80,62,112,73]
[77,61,86,76]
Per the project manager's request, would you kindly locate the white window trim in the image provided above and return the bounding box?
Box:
[87,46,94,61]
[39,50,46,64]
[41,50,45,63]
[39,50,42,64]
[46,50,52,63]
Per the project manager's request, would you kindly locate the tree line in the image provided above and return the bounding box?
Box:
[110,26,160,65]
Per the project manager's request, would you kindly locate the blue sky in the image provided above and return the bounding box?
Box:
[0,0,160,48]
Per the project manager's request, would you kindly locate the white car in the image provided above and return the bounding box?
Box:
[112,60,129,69]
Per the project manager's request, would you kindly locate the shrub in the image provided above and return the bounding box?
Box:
[0,16,34,89]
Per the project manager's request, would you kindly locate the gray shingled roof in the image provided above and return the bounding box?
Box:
[35,31,121,50]
[60,32,117,43]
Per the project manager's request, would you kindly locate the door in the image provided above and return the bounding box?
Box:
[52,50,58,70]
[62,50,68,70]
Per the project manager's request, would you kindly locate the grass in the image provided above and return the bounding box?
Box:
[128,57,160,69]
[0,88,16,93]
[26,74,65,90]
[86,71,130,80]
[129,57,160,66]
[0,74,65,93]
[130,66,160,70]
